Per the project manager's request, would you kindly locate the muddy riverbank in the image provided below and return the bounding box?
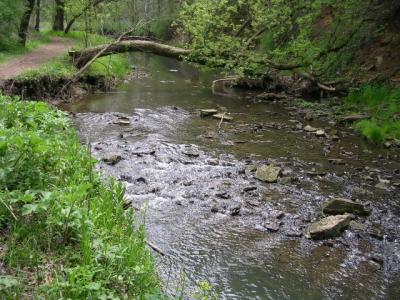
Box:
[63,53,400,299]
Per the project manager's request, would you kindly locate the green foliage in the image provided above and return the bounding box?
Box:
[0,94,159,298]
[192,281,218,300]
[0,32,52,63]
[149,17,175,40]
[89,54,131,79]
[0,275,22,299]
[354,120,385,144]
[175,0,376,78]
[345,85,400,142]
[0,0,23,46]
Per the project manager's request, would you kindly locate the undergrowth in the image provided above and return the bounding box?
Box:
[0,32,52,63]
[0,94,159,299]
[345,85,400,143]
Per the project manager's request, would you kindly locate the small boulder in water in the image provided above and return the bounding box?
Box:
[304,125,317,132]
[322,198,370,216]
[349,221,367,231]
[211,205,219,213]
[255,165,282,183]
[229,205,241,216]
[306,214,352,240]
[183,150,200,158]
[200,109,218,117]
[113,118,130,125]
[264,220,281,232]
[328,158,345,165]
[101,155,122,166]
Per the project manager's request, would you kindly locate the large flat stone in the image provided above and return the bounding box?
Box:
[255,165,282,183]
[322,198,369,216]
[306,214,352,240]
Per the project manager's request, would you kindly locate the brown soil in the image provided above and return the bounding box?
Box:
[357,30,400,84]
[0,37,73,81]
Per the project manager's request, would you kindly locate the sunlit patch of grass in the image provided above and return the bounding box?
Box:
[40,31,131,79]
[345,85,400,143]
[16,55,76,80]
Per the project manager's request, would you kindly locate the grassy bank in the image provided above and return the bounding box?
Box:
[344,85,400,144]
[0,94,159,298]
[16,31,131,81]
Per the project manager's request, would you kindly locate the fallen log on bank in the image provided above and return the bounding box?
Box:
[69,40,191,68]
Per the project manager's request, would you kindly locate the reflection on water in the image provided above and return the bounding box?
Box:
[64,53,400,299]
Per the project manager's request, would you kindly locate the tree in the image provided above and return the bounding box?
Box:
[64,0,110,34]
[53,0,65,31]
[0,0,23,47]
[19,0,36,46]
[35,0,40,31]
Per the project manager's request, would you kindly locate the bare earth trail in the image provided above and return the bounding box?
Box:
[0,37,73,82]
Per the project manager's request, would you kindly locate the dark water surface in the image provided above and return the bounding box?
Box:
[63,53,400,299]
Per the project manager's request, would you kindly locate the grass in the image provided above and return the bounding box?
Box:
[344,85,400,143]
[14,30,131,81]
[50,30,113,48]
[16,52,130,81]
[0,93,160,298]
[16,55,76,80]
[0,32,52,63]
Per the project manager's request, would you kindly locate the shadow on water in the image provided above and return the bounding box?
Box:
[63,53,400,299]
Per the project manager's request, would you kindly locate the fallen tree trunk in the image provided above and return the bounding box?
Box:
[69,40,191,68]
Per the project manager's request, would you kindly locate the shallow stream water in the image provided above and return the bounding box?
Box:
[63,53,400,299]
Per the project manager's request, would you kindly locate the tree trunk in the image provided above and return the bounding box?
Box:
[64,0,108,34]
[64,15,80,34]
[35,0,41,31]
[69,40,191,68]
[53,0,65,31]
[19,0,36,46]
[144,0,150,34]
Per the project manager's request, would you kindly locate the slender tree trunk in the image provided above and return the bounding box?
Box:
[53,0,65,31]
[19,0,36,46]
[144,0,149,34]
[35,0,41,31]
[64,15,80,34]
[157,0,161,16]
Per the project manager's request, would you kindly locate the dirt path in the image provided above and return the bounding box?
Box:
[0,37,73,81]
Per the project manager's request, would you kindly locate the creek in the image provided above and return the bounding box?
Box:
[62,53,400,299]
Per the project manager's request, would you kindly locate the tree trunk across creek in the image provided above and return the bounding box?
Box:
[69,40,191,68]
